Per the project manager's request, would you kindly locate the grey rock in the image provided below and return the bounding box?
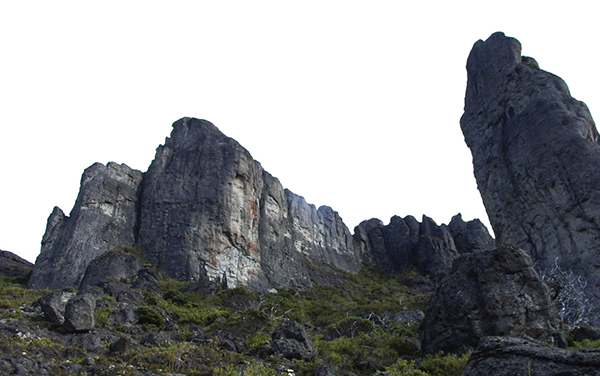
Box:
[108,303,138,325]
[64,293,96,333]
[79,249,145,290]
[354,215,469,283]
[0,250,33,283]
[37,290,76,324]
[109,336,132,354]
[389,309,425,324]
[29,162,143,290]
[460,32,600,323]
[420,245,562,355]
[271,318,314,360]
[448,213,494,254]
[462,336,600,376]
[139,117,362,291]
[66,328,120,353]
[131,268,162,293]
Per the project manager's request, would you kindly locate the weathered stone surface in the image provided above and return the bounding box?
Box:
[462,336,600,376]
[420,245,562,355]
[0,250,33,283]
[354,214,491,283]
[448,214,494,254]
[79,249,145,290]
[271,318,314,360]
[27,117,494,293]
[138,117,362,290]
[37,290,76,324]
[460,32,600,322]
[64,293,96,333]
[29,162,143,290]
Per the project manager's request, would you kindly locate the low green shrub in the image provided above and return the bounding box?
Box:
[136,306,165,330]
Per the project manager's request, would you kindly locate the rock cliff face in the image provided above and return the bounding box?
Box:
[138,117,362,290]
[29,163,143,289]
[353,214,493,283]
[29,117,492,291]
[460,32,600,318]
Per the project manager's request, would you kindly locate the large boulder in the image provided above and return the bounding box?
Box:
[419,245,562,355]
[29,162,143,290]
[271,318,314,361]
[460,32,600,323]
[64,293,96,333]
[37,290,77,324]
[462,336,600,376]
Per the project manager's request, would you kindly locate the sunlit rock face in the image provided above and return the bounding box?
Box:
[29,162,143,289]
[138,117,362,290]
[460,32,600,320]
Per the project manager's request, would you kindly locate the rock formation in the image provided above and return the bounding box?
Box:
[138,117,362,290]
[28,163,143,289]
[0,250,33,284]
[29,117,492,292]
[419,245,562,355]
[460,32,600,322]
[354,214,493,283]
[462,336,600,376]
[271,318,314,361]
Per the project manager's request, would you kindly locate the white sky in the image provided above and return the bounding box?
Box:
[1,1,598,263]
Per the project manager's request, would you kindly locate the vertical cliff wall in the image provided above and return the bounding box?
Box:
[460,32,600,314]
[138,117,362,290]
[29,163,143,289]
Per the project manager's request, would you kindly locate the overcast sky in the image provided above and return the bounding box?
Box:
[1,1,598,263]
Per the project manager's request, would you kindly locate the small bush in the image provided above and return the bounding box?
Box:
[136,306,164,330]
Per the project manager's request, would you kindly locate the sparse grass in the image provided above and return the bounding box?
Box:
[0,264,473,376]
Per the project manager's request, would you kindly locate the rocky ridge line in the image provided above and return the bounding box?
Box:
[27,118,493,291]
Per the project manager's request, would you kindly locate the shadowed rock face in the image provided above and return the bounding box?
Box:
[419,245,562,355]
[460,32,600,318]
[462,337,600,376]
[28,163,143,290]
[0,250,33,283]
[354,213,493,283]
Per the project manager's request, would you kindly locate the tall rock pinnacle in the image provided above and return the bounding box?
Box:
[460,32,600,319]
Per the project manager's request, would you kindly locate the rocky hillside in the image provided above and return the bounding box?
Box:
[461,32,600,324]
[4,31,600,375]
[28,118,492,292]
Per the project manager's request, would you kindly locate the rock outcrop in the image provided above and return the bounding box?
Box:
[29,118,365,291]
[462,336,600,376]
[460,32,600,322]
[271,318,314,361]
[29,117,492,292]
[0,250,33,284]
[138,117,362,290]
[354,214,493,283]
[420,245,562,355]
[28,163,143,290]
